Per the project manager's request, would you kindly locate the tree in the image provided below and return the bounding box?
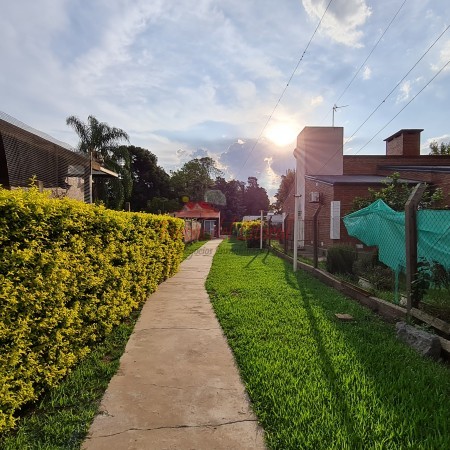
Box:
[66,115,130,208]
[170,157,223,202]
[351,172,444,212]
[124,145,175,212]
[429,140,450,155]
[243,176,270,215]
[213,177,246,228]
[273,169,295,213]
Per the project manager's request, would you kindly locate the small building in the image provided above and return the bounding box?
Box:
[288,127,450,250]
[174,201,220,238]
[0,112,117,202]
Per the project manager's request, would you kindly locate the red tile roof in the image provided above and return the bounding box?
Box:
[174,202,220,219]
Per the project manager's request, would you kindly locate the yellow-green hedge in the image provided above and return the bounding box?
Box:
[0,188,184,432]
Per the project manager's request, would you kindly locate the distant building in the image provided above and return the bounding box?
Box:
[286,127,450,250]
[174,201,220,237]
[0,112,117,202]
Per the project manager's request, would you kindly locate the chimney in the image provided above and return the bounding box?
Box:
[384,129,423,156]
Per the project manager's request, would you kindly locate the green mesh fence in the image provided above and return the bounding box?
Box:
[343,199,450,272]
[344,199,450,312]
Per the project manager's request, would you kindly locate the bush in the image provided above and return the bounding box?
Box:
[0,187,184,432]
[240,220,268,248]
[326,245,357,275]
[231,222,243,237]
[353,251,393,291]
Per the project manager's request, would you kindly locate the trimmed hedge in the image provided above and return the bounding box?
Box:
[0,188,184,432]
[233,220,268,248]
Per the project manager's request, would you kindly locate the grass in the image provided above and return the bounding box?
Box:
[182,239,208,260]
[0,312,140,450]
[206,239,450,450]
[269,240,327,270]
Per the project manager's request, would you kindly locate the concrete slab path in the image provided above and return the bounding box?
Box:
[83,239,266,450]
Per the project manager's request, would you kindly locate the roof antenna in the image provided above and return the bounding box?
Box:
[332,104,349,127]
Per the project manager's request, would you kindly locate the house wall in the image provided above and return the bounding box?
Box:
[304,179,385,249]
[344,155,450,175]
[294,126,343,233]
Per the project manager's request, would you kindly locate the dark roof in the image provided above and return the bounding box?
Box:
[383,129,423,142]
[305,174,418,185]
[380,165,450,173]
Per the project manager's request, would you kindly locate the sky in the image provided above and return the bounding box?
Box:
[1,0,450,198]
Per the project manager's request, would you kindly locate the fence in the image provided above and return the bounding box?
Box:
[267,190,450,324]
[183,219,201,243]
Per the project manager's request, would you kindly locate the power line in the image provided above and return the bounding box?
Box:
[320,0,408,125]
[354,58,450,154]
[234,0,334,180]
[312,24,450,175]
[339,1,406,105]
[283,58,449,209]
[345,24,450,146]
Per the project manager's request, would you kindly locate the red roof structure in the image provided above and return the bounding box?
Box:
[174,201,220,219]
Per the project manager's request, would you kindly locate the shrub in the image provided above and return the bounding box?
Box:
[240,220,268,248]
[326,245,357,275]
[0,187,184,432]
[231,222,243,237]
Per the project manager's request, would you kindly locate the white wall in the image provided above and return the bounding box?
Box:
[293,126,344,244]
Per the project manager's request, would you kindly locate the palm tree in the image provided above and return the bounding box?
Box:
[66,115,130,207]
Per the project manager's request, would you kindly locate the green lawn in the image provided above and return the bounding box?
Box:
[206,239,450,450]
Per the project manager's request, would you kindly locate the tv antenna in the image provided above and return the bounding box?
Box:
[332,104,349,127]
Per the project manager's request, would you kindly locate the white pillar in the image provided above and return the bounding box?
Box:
[260,210,263,250]
[293,194,299,271]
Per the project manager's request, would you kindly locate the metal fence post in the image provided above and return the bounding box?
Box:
[313,205,322,269]
[405,183,426,314]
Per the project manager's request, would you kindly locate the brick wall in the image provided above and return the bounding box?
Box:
[304,179,392,248]
[344,155,450,175]
[385,132,421,156]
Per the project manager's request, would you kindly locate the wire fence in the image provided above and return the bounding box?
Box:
[267,201,450,323]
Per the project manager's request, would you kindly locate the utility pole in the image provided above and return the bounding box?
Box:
[260,210,264,250]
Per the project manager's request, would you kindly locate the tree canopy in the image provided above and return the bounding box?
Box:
[243,176,270,215]
[124,145,177,212]
[213,177,245,226]
[351,172,444,212]
[429,140,450,155]
[170,157,223,202]
[66,115,130,209]
[273,169,295,213]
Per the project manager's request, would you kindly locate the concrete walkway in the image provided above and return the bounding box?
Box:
[83,239,266,450]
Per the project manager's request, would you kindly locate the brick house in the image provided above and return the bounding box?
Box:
[174,201,220,238]
[287,127,450,250]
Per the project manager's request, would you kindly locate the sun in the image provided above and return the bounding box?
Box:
[265,123,298,147]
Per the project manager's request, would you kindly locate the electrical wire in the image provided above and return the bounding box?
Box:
[312,24,450,175]
[234,0,334,180]
[321,0,408,125]
[354,58,450,154]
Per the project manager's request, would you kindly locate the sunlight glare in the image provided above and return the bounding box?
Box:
[265,123,298,147]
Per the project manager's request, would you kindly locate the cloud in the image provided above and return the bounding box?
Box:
[302,0,371,48]
[311,95,324,106]
[396,77,424,103]
[431,39,450,73]
[362,65,371,80]
[397,80,411,102]
[421,134,450,154]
